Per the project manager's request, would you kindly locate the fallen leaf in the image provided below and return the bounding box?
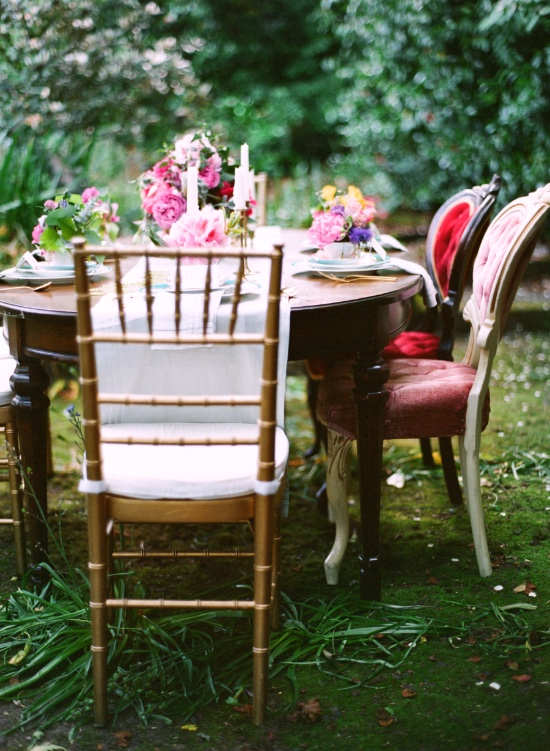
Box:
[298,697,323,723]
[376,707,394,727]
[233,704,254,716]
[401,688,416,698]
[524,582,537,594]
[494,715,516,731]
[513,582,526,593]
[473,733,490,741]
[113,730,132,749]
[506,660,519,670]
[427,576,439,585]
[512,674,532,683]
[181,724,198,731]
[468,656,482,663]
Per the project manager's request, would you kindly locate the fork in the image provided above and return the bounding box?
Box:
[317,272,398,283]
[0,281,52,292]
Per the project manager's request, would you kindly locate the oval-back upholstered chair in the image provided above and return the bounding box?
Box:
[73,240,289,725]
[315,184,550,586]
[307,175,502,509]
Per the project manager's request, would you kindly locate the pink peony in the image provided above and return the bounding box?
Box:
[82,187,100,203]
[141,180,172,215]
[207,153,222,172]
[31,223,44,245]
[173,133,202,166]
[166,205,228,249]
[199,165,221,189]
[345,198,376,227]
[307,211,346,247]
[152,192,186,230]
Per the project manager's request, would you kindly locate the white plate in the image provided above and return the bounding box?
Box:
[309,256,370,268]
[307,256,390,272]
[0,264,112,286]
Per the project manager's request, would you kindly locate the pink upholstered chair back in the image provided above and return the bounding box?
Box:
[463,184,550,368]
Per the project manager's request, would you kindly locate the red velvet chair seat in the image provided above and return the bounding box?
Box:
[383,330,441,360]
[317,357,490,441]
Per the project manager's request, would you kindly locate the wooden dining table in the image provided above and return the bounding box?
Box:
[0,229,422,600]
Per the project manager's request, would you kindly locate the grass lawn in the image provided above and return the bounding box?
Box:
[0,330,548,751]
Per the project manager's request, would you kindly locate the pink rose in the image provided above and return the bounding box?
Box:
[44,200,58,210]
[152,159,172,178]
[32,223,44,245]
[199,165,221,189]
[141,180,172,215]
[152,192,186,230]
[166,205,228,248]
[307,211,346,247]
[82,187,100,203]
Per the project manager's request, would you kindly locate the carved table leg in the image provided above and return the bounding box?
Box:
[351,352,389,601]
[10,356,51,579]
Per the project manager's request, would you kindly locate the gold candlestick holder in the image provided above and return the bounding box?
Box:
[240,205,253,277]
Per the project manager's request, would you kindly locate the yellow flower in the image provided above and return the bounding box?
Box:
[343,185,366,207]
[320,185,337,202]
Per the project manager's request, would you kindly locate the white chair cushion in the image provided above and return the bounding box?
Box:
[99,423,289,500]
[0,354,16,405]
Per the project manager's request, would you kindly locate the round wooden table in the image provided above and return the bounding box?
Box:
[0,230,422,599]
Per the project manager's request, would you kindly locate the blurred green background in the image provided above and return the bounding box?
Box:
[1,0,548,248]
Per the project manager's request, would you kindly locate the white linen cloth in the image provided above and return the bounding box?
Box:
[383,257,438,307]
[83,255,291,500]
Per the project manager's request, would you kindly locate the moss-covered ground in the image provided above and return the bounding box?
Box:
[0,326,549,751]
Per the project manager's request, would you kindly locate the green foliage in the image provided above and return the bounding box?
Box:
[328,0,550,207]
[0,0,202,146]
[164,0,346,175]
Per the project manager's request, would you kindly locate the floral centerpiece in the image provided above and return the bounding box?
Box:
[307,184,377,258]
[32,187,120,260]
[137,130,236,240]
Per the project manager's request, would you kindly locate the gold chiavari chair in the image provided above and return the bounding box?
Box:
[73,238,288,725]
[0,334,26,576]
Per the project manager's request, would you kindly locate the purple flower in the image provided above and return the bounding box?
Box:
[348,227,373,244]
[330,204,346,216]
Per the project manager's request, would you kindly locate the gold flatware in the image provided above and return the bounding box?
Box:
[317,272,398,283]
[0,281,53,292]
